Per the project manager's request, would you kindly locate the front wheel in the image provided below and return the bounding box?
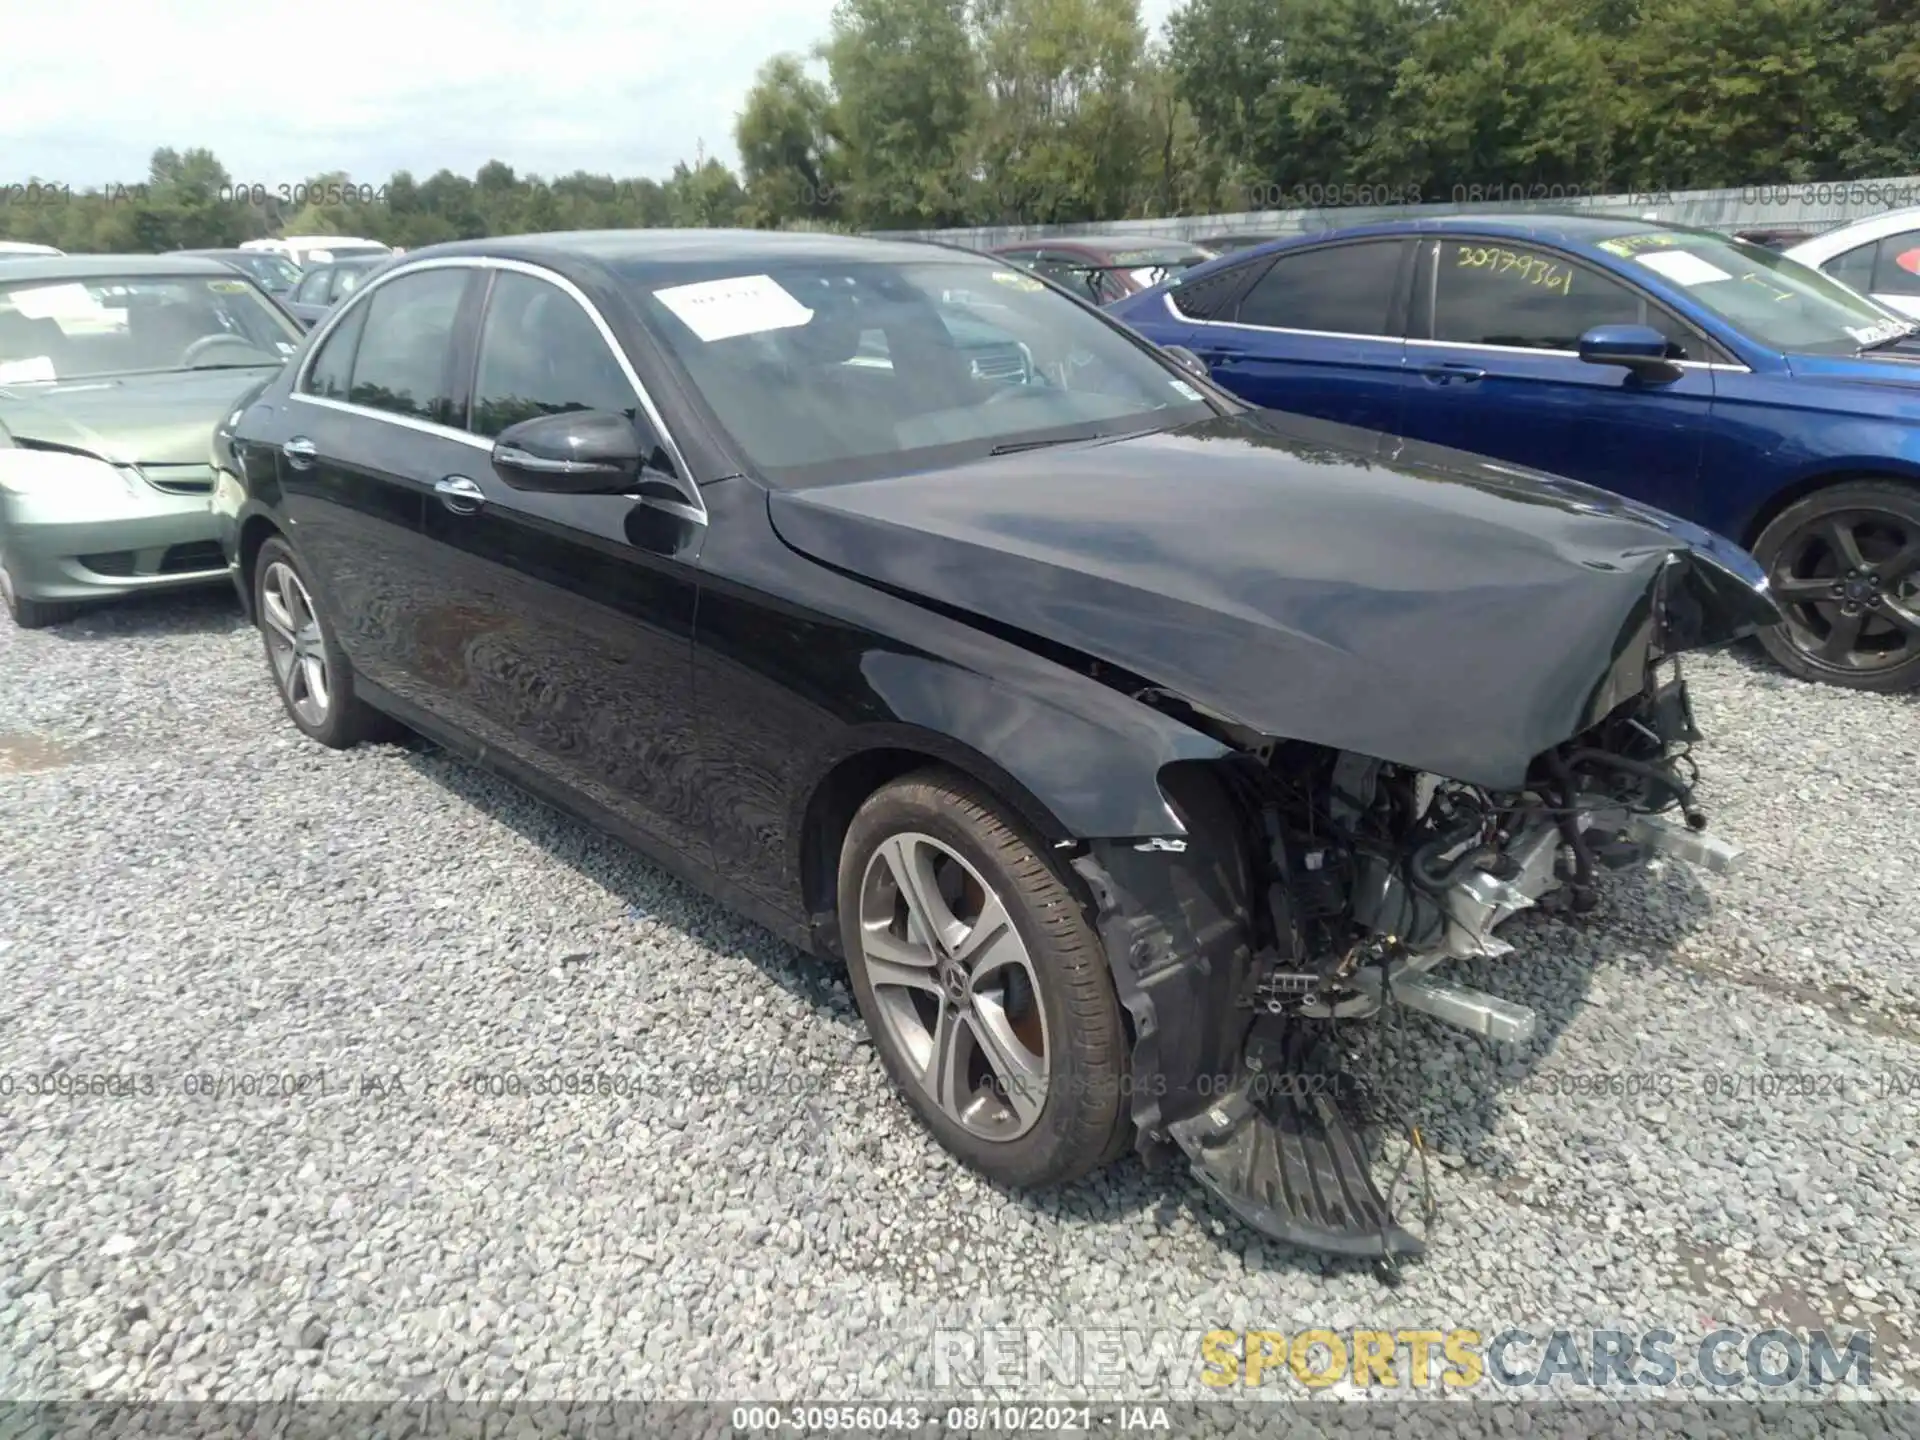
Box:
[253,537,396,747]
[837,768,1130,1189]
[1752,479,1920,692]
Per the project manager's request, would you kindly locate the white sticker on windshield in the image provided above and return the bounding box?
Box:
[9,283,103,320]
[1846,319,1911,346]
[653,274,815,343]
[1632,251,1732,287]
[276,341,295,355]
[1169,379,1203,401]
[0,356,56,383]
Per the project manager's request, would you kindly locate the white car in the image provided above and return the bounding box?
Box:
[0,242,65,263]
[238,235,392,270]
[1784,207,1920,320]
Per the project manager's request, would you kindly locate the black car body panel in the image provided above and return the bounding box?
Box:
[211,229,1781,1264]
[766,409,1777,791]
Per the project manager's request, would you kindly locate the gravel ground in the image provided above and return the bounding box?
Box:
[1,588,1916,1422]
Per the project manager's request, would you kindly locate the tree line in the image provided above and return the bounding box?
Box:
[5,0,1918,252]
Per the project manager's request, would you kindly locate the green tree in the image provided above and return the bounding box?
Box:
[823,0,981,228]
[971,0,1154,224]
[737,54,846,228]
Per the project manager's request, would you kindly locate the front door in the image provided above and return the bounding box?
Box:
[410,266,709,865]
[1397,237,1715,512]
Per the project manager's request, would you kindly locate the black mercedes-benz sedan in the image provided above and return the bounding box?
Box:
[212,229,1779,1263]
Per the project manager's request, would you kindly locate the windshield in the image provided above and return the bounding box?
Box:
[0,274,303,382]
[631,259,1214,485]
[1596,230,1914,354]
[231,253,301,292]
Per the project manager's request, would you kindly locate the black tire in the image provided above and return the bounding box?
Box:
[1751,479,1920,693]
[253,537,397,747]
[837,767,1129,1189]
[0,561,82,629]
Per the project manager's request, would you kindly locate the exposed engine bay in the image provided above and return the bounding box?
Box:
[1071,657,1741,1273]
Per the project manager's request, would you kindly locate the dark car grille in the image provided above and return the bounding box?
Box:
[142,465,214,495]
[78,551,138,577]
[77,542,225,578]
[160,542,224,574]
[969,345,1030,383]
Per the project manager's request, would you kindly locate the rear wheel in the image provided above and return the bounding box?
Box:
[254,537,396,747]
[1752,479,1920,692]
[837,768,1129,1189]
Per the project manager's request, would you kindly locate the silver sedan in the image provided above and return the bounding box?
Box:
[0,254,302,627]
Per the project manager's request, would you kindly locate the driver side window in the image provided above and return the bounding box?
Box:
[467,271,638,440]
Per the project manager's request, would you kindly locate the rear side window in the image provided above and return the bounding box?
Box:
[1824,242,1878,294]
[1871,231,1920,297]
[344,269,467,424]
[1234,241,1408,336]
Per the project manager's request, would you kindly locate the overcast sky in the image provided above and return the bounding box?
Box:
[2,0,1182,189]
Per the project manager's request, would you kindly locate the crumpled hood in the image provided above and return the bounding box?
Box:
[0,366,282,465]
[768,412,1781,790]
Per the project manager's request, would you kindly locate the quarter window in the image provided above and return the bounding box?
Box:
[1234,241,1408,336]
[468,272,637,439]
[344,269,467,424]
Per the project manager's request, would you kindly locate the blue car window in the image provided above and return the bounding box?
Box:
[1432,241,1645,352]
[1235,241,1407,335]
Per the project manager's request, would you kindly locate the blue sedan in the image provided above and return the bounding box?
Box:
[1110,215,1920,692]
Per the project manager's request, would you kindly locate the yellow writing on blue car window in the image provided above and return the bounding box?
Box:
[1597,233,1682,258]
[1453,245,1571,295]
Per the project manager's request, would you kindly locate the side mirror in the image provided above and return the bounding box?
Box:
[1578,324,1679,377]
[491,410,657,494]
[1162,345,1210,381]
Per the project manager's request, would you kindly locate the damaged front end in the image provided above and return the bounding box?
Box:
[1071,655,1738,1266]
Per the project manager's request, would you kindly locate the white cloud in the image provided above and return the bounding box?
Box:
[0,0,1183,187]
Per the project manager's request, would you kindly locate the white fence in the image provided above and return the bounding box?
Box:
[872,176,1920,248]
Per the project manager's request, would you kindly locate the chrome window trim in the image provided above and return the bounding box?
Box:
[1168,265,1750,372]
[292,254,706,524]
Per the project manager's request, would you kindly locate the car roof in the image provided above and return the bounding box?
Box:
[0,254,241,282]
[396,227,996,280]
[1785,206,1920,256]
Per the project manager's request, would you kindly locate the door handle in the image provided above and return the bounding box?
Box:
[434,475,486,515]
[1420,363,1486,386]
[282,437,317,469]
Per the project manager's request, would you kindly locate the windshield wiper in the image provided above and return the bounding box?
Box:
[989,432,1104,456]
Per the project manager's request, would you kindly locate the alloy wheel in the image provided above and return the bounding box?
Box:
[1768,508,1920,675]
[854,831,1052,1142]
[260,560,332,727]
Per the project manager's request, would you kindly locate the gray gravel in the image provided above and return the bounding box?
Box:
[1,589,1916,1418]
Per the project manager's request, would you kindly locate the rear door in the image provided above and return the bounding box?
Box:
[411,264,708,863]
[1182,238,1415,434]
[277,264,478,695]
[1397,236,1717,510]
